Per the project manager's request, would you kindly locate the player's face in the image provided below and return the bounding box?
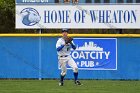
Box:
[62,32,68,37]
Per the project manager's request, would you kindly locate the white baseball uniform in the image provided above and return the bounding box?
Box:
[56,37,78,76]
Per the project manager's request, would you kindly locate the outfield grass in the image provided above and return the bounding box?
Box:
[0,80,139,93]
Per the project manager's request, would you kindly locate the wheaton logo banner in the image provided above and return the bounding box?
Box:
[67,38,117,70]
[16,4,140,29]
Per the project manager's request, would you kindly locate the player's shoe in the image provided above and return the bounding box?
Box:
[75,80,82,86]
[59,81,64,86]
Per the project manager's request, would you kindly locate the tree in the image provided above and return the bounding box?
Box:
[0,0,15,33]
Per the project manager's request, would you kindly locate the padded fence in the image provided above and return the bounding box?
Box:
[0,36,140,79]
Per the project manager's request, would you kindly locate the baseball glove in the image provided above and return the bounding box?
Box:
[64,37,73,44]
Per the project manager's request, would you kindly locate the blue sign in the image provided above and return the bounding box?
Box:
[69,38,117,70]
[16,0,52,4]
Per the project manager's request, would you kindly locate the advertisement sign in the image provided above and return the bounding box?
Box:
[16,5,140,29]
[61,38,117,70]
[16,0,49,4]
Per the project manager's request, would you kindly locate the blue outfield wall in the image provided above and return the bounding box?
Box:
[0,37,140,79]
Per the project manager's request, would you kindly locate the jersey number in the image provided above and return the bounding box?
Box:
[67,47,70,51]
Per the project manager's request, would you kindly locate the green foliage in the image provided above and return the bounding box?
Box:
[0,0,15,33]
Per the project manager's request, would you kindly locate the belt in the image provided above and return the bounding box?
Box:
[60,55,68,57]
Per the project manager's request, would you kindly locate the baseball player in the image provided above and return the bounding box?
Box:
[56,29,82,86]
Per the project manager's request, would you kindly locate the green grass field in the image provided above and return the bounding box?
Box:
[0,80,139,93]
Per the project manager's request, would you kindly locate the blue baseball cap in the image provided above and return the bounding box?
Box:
[62,29,69,32]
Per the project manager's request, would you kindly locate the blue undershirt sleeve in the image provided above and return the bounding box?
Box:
[71,43,76,50]
[57,45,65,51]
